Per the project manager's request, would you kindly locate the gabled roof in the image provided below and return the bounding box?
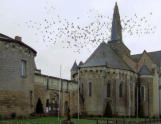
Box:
[81,42,131,70]
[148,51,161,65]
[131,54,141,62]
[139,64,152,75]
[71,61,78,71]
[131,50,161,65]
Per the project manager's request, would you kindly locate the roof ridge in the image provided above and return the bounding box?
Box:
[132,50,161,56]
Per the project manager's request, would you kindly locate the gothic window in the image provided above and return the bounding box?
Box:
[21,60,26,77]
[140,86,145,101]
[89,82,92,97]
[119,83,123,97]
[46,99,49,107]
[107,83,111,97]
[67,81,69,92]
[30,91,33,107]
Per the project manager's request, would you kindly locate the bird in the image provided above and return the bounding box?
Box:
[23,5,156,54]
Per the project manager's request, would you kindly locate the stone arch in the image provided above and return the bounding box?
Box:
[49,92,59,115]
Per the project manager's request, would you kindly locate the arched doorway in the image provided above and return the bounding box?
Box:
[49,93,59,116]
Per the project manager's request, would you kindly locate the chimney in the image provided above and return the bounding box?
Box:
[15,36,22,41]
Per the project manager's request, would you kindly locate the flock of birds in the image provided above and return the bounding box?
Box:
[23,2,156,54]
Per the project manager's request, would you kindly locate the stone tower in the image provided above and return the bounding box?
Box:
[71,61,78,81]
[109,2,130,56]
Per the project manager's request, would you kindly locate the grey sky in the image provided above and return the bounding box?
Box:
[0,0,161,79]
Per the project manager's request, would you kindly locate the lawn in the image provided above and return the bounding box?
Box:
[0,117,96,124]
[0,117,149,124]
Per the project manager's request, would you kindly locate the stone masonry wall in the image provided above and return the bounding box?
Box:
[79,66,137,117]
[0,90,32,117]
[0,40,36,117]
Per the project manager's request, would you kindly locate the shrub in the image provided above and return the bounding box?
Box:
[104,102,112,117]
[0,115,2,120]
[11,112,16,119]
[36,98,44,114]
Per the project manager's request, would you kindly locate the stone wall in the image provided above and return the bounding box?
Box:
[0,40,36,117]
[34,73,78,116]
[78,66,137,117]
[0,90,33,117]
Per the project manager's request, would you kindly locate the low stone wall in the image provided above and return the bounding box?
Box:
[0,90,33,117]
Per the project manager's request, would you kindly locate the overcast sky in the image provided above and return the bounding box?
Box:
[0,0,161,79]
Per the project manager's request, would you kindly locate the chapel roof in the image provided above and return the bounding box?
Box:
[81,42,131,70]
[131,50,161,65]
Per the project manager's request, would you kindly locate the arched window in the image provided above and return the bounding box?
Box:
[119,83,123,97]
[107,83,111,97]
[89,82,92,97]
[140,86,145,100]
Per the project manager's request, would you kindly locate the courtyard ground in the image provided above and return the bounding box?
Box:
[0,117,158,124]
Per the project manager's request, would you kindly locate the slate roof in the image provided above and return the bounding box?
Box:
[81,42,131,70]
[131,51,161,65]
[71,61,78,71]
[0,33,37,54]
[139,64,152,75]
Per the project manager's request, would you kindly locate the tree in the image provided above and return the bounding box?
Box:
[36,98,44,114]
[104,102,112,117]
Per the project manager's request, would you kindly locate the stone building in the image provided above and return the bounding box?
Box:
[34,71,78,117]
[71,3,161,118]
[0,33,78,118]
[0,34,37,117]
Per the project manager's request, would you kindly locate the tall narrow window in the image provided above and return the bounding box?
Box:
[140,86,145,100]
[89,82,92,97]
[30,91,33,107]
[21,60,26,77]
[119,83,123,97]
[107,83,111,97]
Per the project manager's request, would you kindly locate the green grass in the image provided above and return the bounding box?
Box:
[0,117,64,123]
[0,117,149,124]
[0,117,96,124]
[90,117,146,121]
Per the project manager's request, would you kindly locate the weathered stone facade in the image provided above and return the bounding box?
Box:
[0,34,36,117]
[72,66,137,117]
[71,3,161,118]
[0,34,78,118]
[34,73,78,116]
